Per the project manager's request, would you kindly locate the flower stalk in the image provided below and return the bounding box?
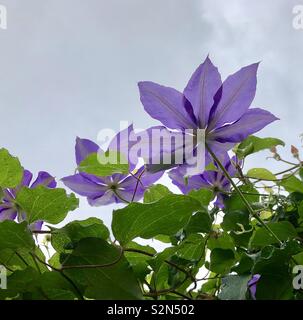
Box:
[206,144,282,245]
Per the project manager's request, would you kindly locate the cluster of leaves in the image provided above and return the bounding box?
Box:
[0,134,303,300]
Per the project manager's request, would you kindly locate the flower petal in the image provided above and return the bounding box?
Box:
[168,167,210,194]
[138,81,196,130]
[212,108,279,143]
[30,221,44,231]
[108,124,137,170]
[248,274,261,300]
[10,170,33,196]
[31,171,57,189]
[75,137,100,165]
[0,207,17,221]
[184,56,222,128]
[21,170,33,187]
[61,174,107,198]
[87,190,116,206]
[208,63,259,130]
[120,166,163,189]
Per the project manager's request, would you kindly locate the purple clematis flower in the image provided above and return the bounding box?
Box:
[248,274,261,300]
[62,126,163,206]
[168,154,240,208]
[0,170,56,230]
[138,56,278,173]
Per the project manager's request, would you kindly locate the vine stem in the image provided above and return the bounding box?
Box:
[113,190,130,204]
[206,145,282,245]
[131,169,145,202]
[124,248,196,283]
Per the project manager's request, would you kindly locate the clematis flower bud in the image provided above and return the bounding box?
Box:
[291,145,299,158]
[270,146,281,160]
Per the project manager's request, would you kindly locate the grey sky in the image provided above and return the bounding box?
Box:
[0,0,302,227]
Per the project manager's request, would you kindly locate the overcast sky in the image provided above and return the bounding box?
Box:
[0,0,302,227]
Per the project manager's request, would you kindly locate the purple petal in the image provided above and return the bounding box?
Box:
[206,140,236,161]
[225,156,241,177]
[184,56,222,128]
[21,170,33,187]
[75,137,100,165]
[87,190,116,206]
[62,174,107,198]
[2,189,15,202]
[10,170,33,196]
[120,167,163,189]
[138,81,196,130]
[30,220,43,231]
[213,193,226,209]
[117,187,145,203]
[211,108,279,143]
[136,126,186,157]
[79,172,115,185]
[31,171,57,189]
[168,167,210,194]
[108,124,137,171]
[208,63,259,130]
[248,274,261,300]
[0,207,17,221]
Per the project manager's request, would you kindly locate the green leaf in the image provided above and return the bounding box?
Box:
[143,184,172,203]
[208,232,235,251]
[252,241,301,300]
[112,195,201,245]
[149,235,206,291]
[0,221,35,251]
[299,201,303,218]
[51,218,110,253]
[230,229,253,248]
[253,240,301,275]
[234,136,285,159]
[16,186,79,225]
[153,235,172,243]
[250,221,297,248]
[279,175,303,193]
[209,248,236,274]
[185,209,212,234]
[218,275,251,300]
[0,247,48,273]
[232,253,255,275]
[246,168,276,181]
[39,272,79,300]
[188,188,214,206]
[224,185,259,213]
[222,210,249,232]
[124,242,156,280]
[0,148,23,188]
[293,251,303,265]
[204,162,218,172]
[62,238,143,300]
[78,152,129,177]
[0,267,41,300]
[177,234,206,262]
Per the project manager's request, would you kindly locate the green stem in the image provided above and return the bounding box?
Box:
[206,145,282,245]
[30,252,84,300]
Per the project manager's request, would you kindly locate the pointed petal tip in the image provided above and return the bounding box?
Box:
[138,81,150,89]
